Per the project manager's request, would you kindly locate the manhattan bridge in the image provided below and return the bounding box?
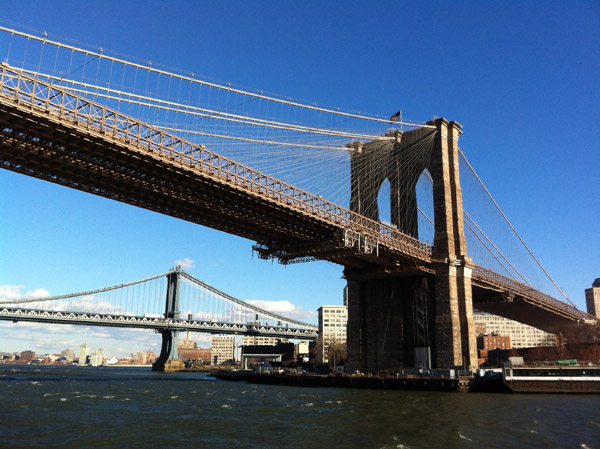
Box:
[0,26,595,371]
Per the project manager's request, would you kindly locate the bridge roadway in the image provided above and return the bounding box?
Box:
[0,64,592,333]
[0,307,318,340]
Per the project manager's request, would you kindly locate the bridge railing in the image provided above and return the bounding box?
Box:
[472,265,586,319]
[0,63,432,262]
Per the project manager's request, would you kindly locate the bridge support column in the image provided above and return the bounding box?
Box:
[152,268,185,372]
[429,119,477,371]
[345,271,434,373]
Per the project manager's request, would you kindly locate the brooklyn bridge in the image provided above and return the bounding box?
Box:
[0,26,595,372]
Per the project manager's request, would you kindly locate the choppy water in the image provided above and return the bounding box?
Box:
[1,365,599,448]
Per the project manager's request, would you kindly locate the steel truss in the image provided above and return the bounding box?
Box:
[0,308,318,339]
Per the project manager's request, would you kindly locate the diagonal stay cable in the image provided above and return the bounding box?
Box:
[464,211,531,286]
[458,148,576,307]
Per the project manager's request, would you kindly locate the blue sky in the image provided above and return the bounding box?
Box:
[1,1,598,357]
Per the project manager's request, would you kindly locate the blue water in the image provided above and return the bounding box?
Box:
[1,365,599,448]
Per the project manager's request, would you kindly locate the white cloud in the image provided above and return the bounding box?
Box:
[0,285,25,300]
[89,329,113,338]
[175,257,194,269]
[245,299,317,322]
[26,288,51,299]
[0,285,50,302]
[178,331,212,348]
[246,299,296,313]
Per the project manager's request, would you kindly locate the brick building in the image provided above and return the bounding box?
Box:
[585,278,600,317]
[474,312,556,348]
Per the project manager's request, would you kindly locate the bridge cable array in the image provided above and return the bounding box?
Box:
[0,269,317,331]
[0,24,576,306]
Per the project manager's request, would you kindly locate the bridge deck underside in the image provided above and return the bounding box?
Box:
[0,98,427,270]
[472,286,580,334]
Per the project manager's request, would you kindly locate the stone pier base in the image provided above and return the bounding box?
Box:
[345,270,435,373]
[152,358,185,372]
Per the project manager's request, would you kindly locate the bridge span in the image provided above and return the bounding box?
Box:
[0,268,317,371]
[0,65,587,321]
[0,28,595,372]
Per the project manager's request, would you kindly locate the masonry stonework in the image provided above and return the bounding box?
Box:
[345,118,477,372]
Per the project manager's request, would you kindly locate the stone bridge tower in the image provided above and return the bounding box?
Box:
[344,118,477,372]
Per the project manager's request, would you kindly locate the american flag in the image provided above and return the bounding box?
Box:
[389,110,401,122]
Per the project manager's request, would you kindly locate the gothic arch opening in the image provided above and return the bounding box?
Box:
[377,178,392,226]
[415,168,434,244]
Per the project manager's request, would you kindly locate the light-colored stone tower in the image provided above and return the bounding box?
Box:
[345,118,477,372]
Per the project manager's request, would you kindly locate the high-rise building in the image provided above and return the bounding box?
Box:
[585,278,600,318]
[90,348,104,366]
[474,312,556,348]
[211,336,234,365]
[317,305,348,364]
[61,348,76,362]
[79,342,90,365]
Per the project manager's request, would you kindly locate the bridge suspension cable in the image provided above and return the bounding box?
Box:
[0,271,170,305]
[0,24,440,246]
[0,268,317,332]
[463,211,530,286]
[1,24,582,319]
[0,25,432,129]
[458,148,575,307]
[16,67,393,143]
[179,271,316,328]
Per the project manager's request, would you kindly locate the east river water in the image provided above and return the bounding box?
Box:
[1,365,599,449]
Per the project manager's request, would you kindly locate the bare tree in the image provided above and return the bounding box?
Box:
[326,338,347,368]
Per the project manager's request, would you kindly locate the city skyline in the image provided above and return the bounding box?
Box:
[1,1,598,356]
[2,334,208,361]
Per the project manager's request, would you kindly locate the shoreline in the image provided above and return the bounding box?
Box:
[214,370,478,393]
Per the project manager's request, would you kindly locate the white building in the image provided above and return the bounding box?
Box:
[318,305,348,364]
[90,348,104,366]
[211,336,235,365]
[79,342,90,365]
[297,340,310,363]
[474,312,556,348]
